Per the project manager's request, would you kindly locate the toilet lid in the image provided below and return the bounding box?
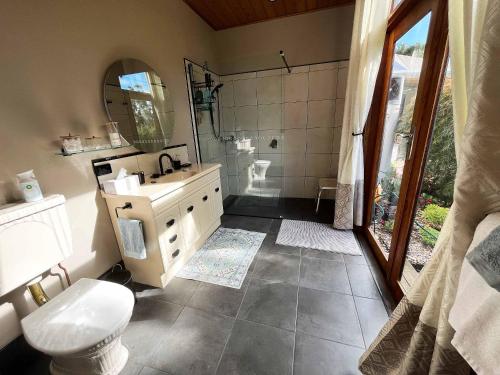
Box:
[21,278,134,355]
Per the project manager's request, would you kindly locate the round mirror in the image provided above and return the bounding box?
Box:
[103,59,174,153]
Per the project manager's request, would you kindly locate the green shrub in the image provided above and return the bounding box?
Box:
[422,204,449,229]
[383,219,394,232]
[419,226,440,247]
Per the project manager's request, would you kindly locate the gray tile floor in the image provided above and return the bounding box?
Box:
[121,215,391,375]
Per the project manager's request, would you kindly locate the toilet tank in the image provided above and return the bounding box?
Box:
[0,195,72,297]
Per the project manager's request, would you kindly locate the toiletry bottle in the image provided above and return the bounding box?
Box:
[17,170,43,202]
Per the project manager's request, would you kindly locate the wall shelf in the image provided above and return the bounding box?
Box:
[56,144,131,156]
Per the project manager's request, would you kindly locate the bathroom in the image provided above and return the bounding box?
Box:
[1,1,497,375]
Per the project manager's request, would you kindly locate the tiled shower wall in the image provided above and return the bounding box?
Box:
[193,60,348,200]
[220,61,348,199]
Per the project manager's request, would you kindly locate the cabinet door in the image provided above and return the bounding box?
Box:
[210,179,224,218]
[179,192,203,248]
[198,187,212,235]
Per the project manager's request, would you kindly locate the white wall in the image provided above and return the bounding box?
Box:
[0,0,217,345]
[214,6,354,74]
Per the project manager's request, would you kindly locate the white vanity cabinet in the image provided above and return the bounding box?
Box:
[102,164,223,288]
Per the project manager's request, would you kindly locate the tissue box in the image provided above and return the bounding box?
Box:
[103,175,140,195]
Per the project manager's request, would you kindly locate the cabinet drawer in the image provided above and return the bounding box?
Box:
[155,205,184,255]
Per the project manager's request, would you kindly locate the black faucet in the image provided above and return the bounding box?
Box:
[159,153,175,175]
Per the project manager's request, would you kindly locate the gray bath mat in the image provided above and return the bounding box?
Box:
[276,219,362,255]
[176,227,266,289]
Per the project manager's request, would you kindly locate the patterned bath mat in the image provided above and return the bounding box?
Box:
[176,227,266,289]
[276,219,362,255]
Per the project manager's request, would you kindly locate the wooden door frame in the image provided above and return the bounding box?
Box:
[362,0,449,300]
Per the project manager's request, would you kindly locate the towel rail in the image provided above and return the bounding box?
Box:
[115,202,133,218]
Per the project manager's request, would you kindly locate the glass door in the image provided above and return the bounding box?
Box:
[400,59,454,291]
[369,12,432,262]
[364,0,449,298]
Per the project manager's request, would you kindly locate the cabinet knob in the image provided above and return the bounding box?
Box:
[203,195,208,201]
[215,187,220,192]
[172,249,180,258]
[169,234,177,243]
[187,205,194,213]
[166,218,175,228]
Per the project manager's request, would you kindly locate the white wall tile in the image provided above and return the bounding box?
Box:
[283,129,306,154]
[309,62,338,71]
[283,66,309,74]
[235,130,259,152]
[220,81,234,107]
[225,72,256,81]
[257,76,282,104]
[257,177,283,198]
[257,153,282,177]
[283,153,305,177]
[304,177,319,199]
[284,73,308,102]
[257,69,282,77]
[237,152,256,174]
[226,155,238,175]
[284,102,307,129]
[224,132,237,155]
[307,100,335,128]
[221,176,229,200]
[258,129,282,154]
[333,127,343,153]
[283,177,305,198]
[305,154,333,177]
[222,107,235,132]
[305,177,336,200]
[335,99,345,127]
[337,67,348,99]
[258,104,282,130]
[233,78,257,106]
[331,153,340,177]
[306,127,334,153]
[309,69,337,100]
[234,106,258,131]
[228,175,239,194]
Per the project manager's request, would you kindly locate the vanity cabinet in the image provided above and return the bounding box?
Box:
[102,164,223,288]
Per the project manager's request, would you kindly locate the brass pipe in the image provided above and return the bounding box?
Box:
[28,282,50,306]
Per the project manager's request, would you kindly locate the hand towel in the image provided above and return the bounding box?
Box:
[117,217,147,260]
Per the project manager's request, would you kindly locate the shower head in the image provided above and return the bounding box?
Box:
[210,83,224,98]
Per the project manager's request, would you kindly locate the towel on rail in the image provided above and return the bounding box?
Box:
[449,213,500,375]
[117,217,147,260]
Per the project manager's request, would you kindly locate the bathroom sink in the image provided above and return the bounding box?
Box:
[149,169,198,184]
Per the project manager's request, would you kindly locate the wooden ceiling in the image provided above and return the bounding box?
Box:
[184,0,354,30]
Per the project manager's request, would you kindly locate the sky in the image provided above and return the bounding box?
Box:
[397,12,431,46]
[119,72,151,94]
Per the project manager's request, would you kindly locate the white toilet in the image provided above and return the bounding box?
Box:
[253,160,271,181]
[0,195,134,375]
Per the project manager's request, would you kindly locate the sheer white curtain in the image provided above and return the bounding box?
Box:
[360,0,499,373]
[333,0,392,229]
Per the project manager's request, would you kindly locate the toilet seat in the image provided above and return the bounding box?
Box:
[22,278,134,356]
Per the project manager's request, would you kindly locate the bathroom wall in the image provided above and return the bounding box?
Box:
[0,0,217,346]
[219,61,348,200]
[214,5,354,74]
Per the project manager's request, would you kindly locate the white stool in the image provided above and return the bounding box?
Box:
[315,178,337,213]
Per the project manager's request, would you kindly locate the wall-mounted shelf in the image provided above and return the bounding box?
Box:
[56,144,131,156]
